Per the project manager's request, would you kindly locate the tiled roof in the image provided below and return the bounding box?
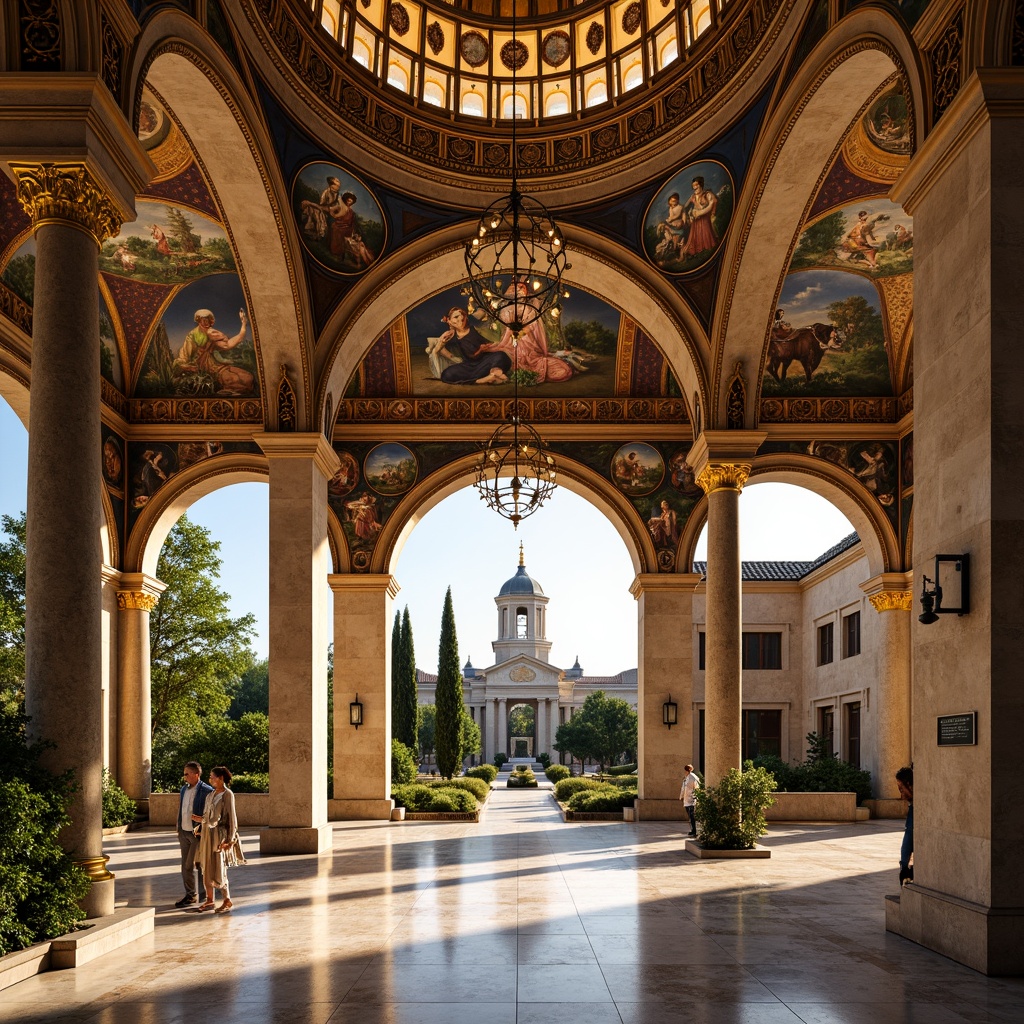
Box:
[693,532,860,582]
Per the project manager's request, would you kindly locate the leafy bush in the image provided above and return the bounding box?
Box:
[599,774,639,788]
[750,738,872,803]
[426,788,477,812]
[391,783,475,812]
[568,788,636,812]
[101,769,136,827]
[545,764,571,783]
[392,739,417,785]
[507,766,538,788]
[230,772,269,793]
[0,707,90,956]
[428,776,489,802]
[750,754,798,791]
[695,763,776,850]
[607,763,638,776]
[494,752,508,768]
[553,777,609,802]
[466,764,498,784]
[151,711,269,790]
[537,752,551,769]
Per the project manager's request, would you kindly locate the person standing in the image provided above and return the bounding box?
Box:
[896,764,914,886]
[680,763,700,838]
[176,761,212,908]
[198,766,245,913]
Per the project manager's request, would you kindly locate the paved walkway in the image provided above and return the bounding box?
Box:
[4,787,1023,1023]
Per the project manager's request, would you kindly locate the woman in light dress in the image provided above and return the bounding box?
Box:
[197,765,245,913]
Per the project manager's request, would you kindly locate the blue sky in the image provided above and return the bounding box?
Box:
[0,399,854,674]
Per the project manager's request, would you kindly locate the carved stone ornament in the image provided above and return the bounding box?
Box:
[622,2,642,35]
[278,364,297,432]
[19,0,61,69]
[500,38,529,72]
[726,361,746,429]
[509,665,537,683]
[460,30,489,68]
[930,11,964,119]
[116,591,159,612]
[426,21,444,55]
[388,3,410,36]
[585,22,604,56]
[11,163,122,243]
[869,590,913,613]
[697,463,751,494]
[101,14,123,100]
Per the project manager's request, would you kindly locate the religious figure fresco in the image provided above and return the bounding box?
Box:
[102,435,123,491]
[130,443,178,509]
[293,162,385,274]
[762,271,892,396]
[365,443,417,495]
[398,282,621,398]
[611,444,664,496]
[668,450,703,498]
[790,200,912,278]
[643,160,733,274]
[328,451,360,497]
[863,88,911,155]
[99,201,234,284]
[136,275,258,398]
[99,300,123,389]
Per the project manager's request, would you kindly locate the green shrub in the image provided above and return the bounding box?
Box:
[507,766,538,787]
[607,763,638,776]
[391,739,417,785]
[537,752,551,769]
[230,772,269,793]
[151,712,269,790]
[545,764,571,783]
[0,708,90,956]
[568,788,636,812]
[494,752,508,768]
[428,776,489,801]
[466,764,498,784]
[695,763,776,850]
[749,748,872,803]
[596,774,638,788]
[101,769,136,827]
[750,754,798,790]
[391,783,476,812]
[426,788,477,812]
[554,777,610,801]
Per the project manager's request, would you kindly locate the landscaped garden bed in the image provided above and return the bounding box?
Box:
[552,775,636,822]
[391,777,491,821]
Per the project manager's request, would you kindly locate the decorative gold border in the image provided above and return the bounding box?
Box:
[868,589,912,613]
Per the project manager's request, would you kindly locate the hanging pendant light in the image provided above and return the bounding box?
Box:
[470,0,563,528]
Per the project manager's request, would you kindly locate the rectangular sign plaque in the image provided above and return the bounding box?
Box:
[937,712,977,747]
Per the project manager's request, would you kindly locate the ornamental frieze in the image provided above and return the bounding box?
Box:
[335,397,685,423]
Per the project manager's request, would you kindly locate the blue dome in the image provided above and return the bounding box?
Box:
[498,564,544,597]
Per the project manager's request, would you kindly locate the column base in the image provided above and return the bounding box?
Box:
[80,877,115,919]
[886,883,1024,976]
[329,798,395,820]
[259,824,332,855]
[635,798,687,821]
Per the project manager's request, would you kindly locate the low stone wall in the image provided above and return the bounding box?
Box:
[148,792,270,827]
[765,791,859,822]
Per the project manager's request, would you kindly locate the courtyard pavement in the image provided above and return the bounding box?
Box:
[3,786,1024,1023]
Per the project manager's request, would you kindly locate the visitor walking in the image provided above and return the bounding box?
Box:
[176,761,212,908]
[896,764,914,886]
[197,765,245,913]
[680,763,700,838]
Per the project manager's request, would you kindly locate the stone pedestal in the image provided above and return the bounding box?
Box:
[255,433,338,855]
[328,573,399,820]
[631,573,701,820]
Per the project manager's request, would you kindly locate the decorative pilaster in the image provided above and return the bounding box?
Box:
[115,573,166,805]
[11,162,122,244]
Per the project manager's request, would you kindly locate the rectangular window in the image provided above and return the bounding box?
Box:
[698,708,705,776]
[741,632,782,670]
[818,622,834,666]
[846,702,861,768]
[819,705,835,758]
[842,611,861,658]
[742,709,782,759]
[698,630,706,670]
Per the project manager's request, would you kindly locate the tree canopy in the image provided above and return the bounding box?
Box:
[0,513,26,714]
[554,690,637,772]
[391,606,418,750]
[434,587,466,778]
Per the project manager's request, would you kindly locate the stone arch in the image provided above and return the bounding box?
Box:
[711,10,927,424]
[128,14,312,428]
[315,232,709,431]
[676,454,901,579]
[124,454,268,577]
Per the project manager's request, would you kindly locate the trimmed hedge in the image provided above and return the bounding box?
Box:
[507,766,538,788]
[607,763,638,776]
[494,752,508,767]
[391,784,476,812]
[466,764,498,784]
[427,776,489,801]
[101,769,136,827]
[553,777,609,801]
[751,753,873,804]
[545,764,571,783]
[392,739,417,785]
[231,772,269,793]
[567,788,637,812]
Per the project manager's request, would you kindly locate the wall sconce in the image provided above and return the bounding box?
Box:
[349,694,363,728]
[663,695,678,728]
[919,554,970,625]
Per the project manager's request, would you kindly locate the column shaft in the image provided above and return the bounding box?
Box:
[498,698,508,757]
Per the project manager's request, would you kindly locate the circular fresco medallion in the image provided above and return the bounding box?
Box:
[541,30,570,68]
[500,38,529,72]
[329,451,360,497]
[364,443,417,495]
[622,2,642,34]
[388,2,410,35]
[611,443,665,496]
[461,30,489,68]
[102,437,122,486]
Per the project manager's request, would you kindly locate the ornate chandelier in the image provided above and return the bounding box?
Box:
[468,2,564,528]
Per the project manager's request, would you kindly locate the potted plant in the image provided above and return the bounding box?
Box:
[692,762,775,857]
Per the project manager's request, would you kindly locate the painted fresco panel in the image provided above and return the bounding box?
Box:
[642,160,733,274]
[790,200,912,279]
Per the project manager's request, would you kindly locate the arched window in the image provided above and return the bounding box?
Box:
[320,0,342,37]
[516,607,528,638]
[461,90,484,116]
[423,80,444,107]
[545,90,569,117]
[585,80,608,107]
[623,61,644,92]
[387,62,409,92]
[502,91,527,120]
[351,36,372,69]
[502,607,508,637]
[694,0,713,37]
[659,36,678,68]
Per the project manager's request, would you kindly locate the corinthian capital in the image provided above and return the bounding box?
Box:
[869,590,913,613]
[11,163,122,244]
[697,462,751,494]
[116,591,159,612]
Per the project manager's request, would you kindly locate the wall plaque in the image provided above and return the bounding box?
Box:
[937,712,977,746]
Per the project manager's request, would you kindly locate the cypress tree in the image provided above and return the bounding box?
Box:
[397,606,418,749]
[390,610,403,740]
[435,586,465,778]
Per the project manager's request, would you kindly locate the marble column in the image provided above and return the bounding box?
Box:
[550,700,560,760]
[498,698,508,757]
[328,573,399,819]
[115,573,166,808]
[862,577,913,814]
[888,70,1024,974]
[255,433,338,854]
[483,699,495,763]
[631,573,702,819]
[535,699,546,757]
[14,164,128,918]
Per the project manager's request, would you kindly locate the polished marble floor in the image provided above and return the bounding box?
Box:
[4,787,1024,1023]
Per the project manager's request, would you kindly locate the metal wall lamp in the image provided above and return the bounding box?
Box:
[663,696,678,728]
[350,694,364,728]
[919,554,970,625]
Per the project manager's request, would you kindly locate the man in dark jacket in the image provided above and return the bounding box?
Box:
[176,761,213,907]
[896,764,914,886]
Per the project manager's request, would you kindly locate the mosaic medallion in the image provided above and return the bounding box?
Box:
[500,38,528,72]
[388,2,410,36]
[461,30,489,68]
[542,30,570,67]
[426,20,444,55]
[586,22,604,55]
[622,2,642,34]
